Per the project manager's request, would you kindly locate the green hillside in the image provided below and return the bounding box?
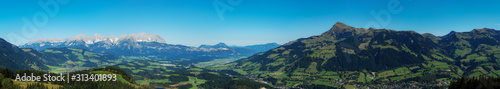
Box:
[212,22,500,88]
[0,67,151,89]
[0,37,129,72]
[113,60,275,89]
[32,47,128,73]
[0,38,48,70]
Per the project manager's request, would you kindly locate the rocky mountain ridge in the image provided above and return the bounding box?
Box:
[25,32,165,47]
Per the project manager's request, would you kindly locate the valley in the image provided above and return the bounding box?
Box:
[2,22,500,88]
[0,33,280,89]
[3,0,500,88]
[209,22,500,88]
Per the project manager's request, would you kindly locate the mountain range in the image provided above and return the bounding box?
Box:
[0,38,123,71]
[0,38,46,70]
[0,34,280,89]
[25,32,165,46]
[212,22,500,88]
[3,22,500,88]
[20,33,280,64]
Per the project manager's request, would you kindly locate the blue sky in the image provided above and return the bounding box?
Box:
[1,0,499,46]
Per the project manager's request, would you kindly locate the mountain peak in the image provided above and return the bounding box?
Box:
[25,33,166,46]
[75,34,89,38]
[108,34,117,38]
[471,28,496,33]
[117,33,166,43]
[326,22,355,34]
[333,22,348,27]
[214,42,228,47]
[138,32,148,35]
[333,22,351,29]
[199,42,229,48]
[440,31,456,38]
[319,22,362,38]
[93,33,103,37]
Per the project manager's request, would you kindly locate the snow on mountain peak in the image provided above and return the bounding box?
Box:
[117,32,166,43]
[93,33,103,37]
[27,38,63,44]
[26,33,166,45]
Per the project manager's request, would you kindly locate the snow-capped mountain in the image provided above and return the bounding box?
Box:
[26,32,165,46]
[20,33,171,51]
[20,33,278,64]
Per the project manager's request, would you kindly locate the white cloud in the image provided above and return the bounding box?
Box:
[496,23,500,26]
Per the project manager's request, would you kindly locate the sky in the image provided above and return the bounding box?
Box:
[0,0,499,47]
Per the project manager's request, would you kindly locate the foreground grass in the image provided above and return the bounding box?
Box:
[13,80,62,89]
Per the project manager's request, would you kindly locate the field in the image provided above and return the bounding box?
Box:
[110,60,233,88]
[219,60,462,88]
[181,76,207,89]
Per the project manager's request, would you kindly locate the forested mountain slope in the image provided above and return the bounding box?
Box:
[213,22,500,88]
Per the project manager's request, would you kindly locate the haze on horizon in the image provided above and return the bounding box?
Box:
[1,0,499,46]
